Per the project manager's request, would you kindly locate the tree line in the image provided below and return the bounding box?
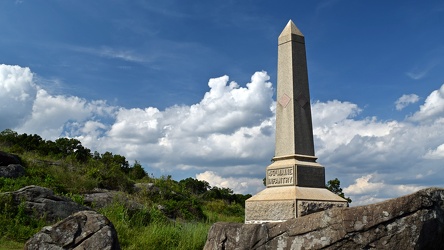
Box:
[0,129,251,208]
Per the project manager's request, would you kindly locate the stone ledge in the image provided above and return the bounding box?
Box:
[206,188,444,250]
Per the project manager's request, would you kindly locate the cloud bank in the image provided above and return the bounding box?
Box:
[1,64,444,206]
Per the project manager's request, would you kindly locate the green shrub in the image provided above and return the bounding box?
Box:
[65,192,85,205]
[160,199,206,221]
[0,194,47,243]
[203,200,244,223]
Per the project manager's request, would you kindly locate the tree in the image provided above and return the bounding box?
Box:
[100,152,129,172]
[326,178,352,204]
[179,177,210,195]
[54,138,91,162]
[129,161,147,180]
[0,129,18,146]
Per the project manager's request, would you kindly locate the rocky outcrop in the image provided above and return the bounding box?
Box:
[2,185,90,222]
[0,163,25,178]
[134,182,160,195]
[83,188,143,210]
[0,151,21,166]
[204,187,444,250]
[0,151,25,178]
[25,210,120,250]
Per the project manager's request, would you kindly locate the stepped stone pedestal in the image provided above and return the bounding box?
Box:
[245,155,347,224]
[245,20,347,224]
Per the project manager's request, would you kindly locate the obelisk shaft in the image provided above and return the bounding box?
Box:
[244,20,347,224]
[275,20,315,158]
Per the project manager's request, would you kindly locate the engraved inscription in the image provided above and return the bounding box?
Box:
[267,167,294,186]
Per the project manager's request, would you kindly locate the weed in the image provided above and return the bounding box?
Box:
[0,194,46,244]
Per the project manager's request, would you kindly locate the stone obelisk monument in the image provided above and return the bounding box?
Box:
[245,20,347,224]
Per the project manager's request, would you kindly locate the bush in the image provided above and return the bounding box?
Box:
[0,194,47,243]
[160,199,206,221]
[203,200,245,223]
[97,200,211,249]
[129,161,147,180]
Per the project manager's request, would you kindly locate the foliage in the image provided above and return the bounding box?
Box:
[0,129,249,249]
[0,194,46,243]
[179,177,210,195]
[326,178,352,204]
[203,200,244,223]
[99,201,210,249]
[129,161,147,180]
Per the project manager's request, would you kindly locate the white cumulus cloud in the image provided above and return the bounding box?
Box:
[410,84,444,122]
[344,174,426,206]
[73,71,275,175]
[424,143,444,159]
[17,89,115,140]
[0,64,37,129]
[1,64,444,206]
[196,171,264,194]
[344,174,383,195]
[395,94,419,111]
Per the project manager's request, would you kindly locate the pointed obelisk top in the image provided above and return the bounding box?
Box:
[280,20,303,36]
[278,20,304,45]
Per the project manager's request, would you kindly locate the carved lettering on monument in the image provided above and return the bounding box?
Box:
[267,167,294,186]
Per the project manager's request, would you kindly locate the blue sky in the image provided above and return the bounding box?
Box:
[1,0,444,205]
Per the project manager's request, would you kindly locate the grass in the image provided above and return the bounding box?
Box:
[0,198,217,250]
[0,142,246,249]
[0,193,47,248]
[98,201,214,249]
[121,223,210,250]
[0,239,23,250]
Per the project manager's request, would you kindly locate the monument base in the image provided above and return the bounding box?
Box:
[245,186,347,224]
[266,154,325,188]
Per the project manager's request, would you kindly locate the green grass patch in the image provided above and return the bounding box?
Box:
[0,239,23,250]
[99,201,211,249]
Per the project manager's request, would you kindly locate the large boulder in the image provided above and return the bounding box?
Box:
[25,210,120,250]
[0,151,25,178]
[83,188,143,210]
[134,182,160,195]
[2,185,90,222]
[0,151,21,166]
[0,164,25,178]
[204,187,444,250]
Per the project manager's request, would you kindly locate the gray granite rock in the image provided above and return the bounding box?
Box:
[0,164,25,178]
[2,185,89,222]
[83,188,143,211]
[25,210,120,250]
[134,182,160,195]
[0,151,21,166]
[205,187,444,250]
[0,151,26,178]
